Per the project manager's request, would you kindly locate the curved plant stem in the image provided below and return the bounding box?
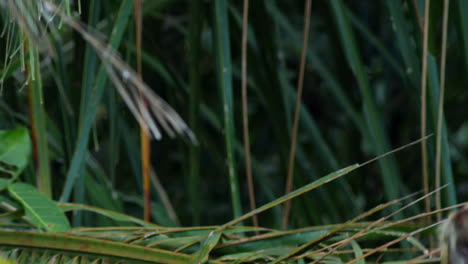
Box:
[282,0,312,230]
[241,0,258,230]
[435,0,450,222]
[133,0,151,222]
[420,0,430,219]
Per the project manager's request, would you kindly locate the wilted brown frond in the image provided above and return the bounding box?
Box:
[3,0,196,143]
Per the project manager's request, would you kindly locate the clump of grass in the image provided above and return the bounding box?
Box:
[0,0,466,263]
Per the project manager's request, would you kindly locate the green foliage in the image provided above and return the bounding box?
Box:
[0,0,466,263]
[0,127,30,182]
[8,182,70,231]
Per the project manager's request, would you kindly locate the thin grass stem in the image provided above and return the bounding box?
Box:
[241,0,258,231]
[282,0,312,230]
[133,0,151,223]
[420,0,430,219]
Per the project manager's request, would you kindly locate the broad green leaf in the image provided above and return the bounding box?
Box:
[8,183,71,231]
[0,127,31,181]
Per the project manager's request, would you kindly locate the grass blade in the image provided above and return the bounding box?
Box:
[187,0,204,226]
[212,0,242,220]
[190,231,222,264]
[435,0,449,222]
[329,0,402,210]
[0,230,225,264]
[60,0,133,202]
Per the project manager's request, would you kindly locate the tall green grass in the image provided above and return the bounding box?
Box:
[0,0,466,262]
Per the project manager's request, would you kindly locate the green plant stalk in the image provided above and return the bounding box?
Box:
[212,0,242,219]
[60,0,133,202]
[26,44,52,198]
[0,230,223,264]
[420,0,431,219]
[132,0,152,223]
[187,0,203,226]
[282,0,312,229]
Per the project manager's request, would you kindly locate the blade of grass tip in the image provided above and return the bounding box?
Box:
[264,6,364,218]
[276,196,409,264]
[241,0,258,230]
[279,190,428,263]
[60,0,134,202]
[310,185,448,264]
[176,164,359,253]
[224,164,358,230]
[435,0,449,223]
[346,220,444,264]
[420,0,431,221]
[282,0,312,230]
[212,0,242,220]
[187,0,203,226]
[330,0,402,214]
[178,135,431,253]
[229,6,320,223]
[23,38,52,198]
[133,0,151,223]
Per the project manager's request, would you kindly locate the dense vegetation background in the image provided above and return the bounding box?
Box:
[0,0,466,262]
